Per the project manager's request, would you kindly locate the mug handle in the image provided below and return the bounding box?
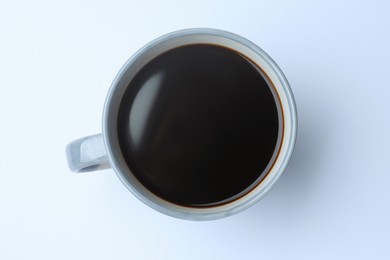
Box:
[66,134,111,172]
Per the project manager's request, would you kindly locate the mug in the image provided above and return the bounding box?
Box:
[66,28,297,220]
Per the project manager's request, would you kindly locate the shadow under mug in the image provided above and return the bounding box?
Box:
[66,28,297,220]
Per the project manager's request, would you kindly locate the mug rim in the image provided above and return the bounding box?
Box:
[102,28,297,220]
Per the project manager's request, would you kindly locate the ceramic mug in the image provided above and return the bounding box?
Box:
[66,28,297,220]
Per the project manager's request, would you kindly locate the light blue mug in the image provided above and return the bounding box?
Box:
[66,28,297,220]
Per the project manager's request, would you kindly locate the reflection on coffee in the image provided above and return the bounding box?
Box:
[117,44,281,207]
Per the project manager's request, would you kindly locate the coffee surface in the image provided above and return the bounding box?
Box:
[117,44,280,207]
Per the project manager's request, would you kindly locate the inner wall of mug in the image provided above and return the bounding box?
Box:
[103,29,297,220]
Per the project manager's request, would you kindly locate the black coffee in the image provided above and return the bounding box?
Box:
[117,44,281,207]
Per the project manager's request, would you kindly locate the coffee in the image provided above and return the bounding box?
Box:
[117,44,281,207]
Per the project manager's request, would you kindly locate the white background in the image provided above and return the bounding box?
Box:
[1,0,389,259]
